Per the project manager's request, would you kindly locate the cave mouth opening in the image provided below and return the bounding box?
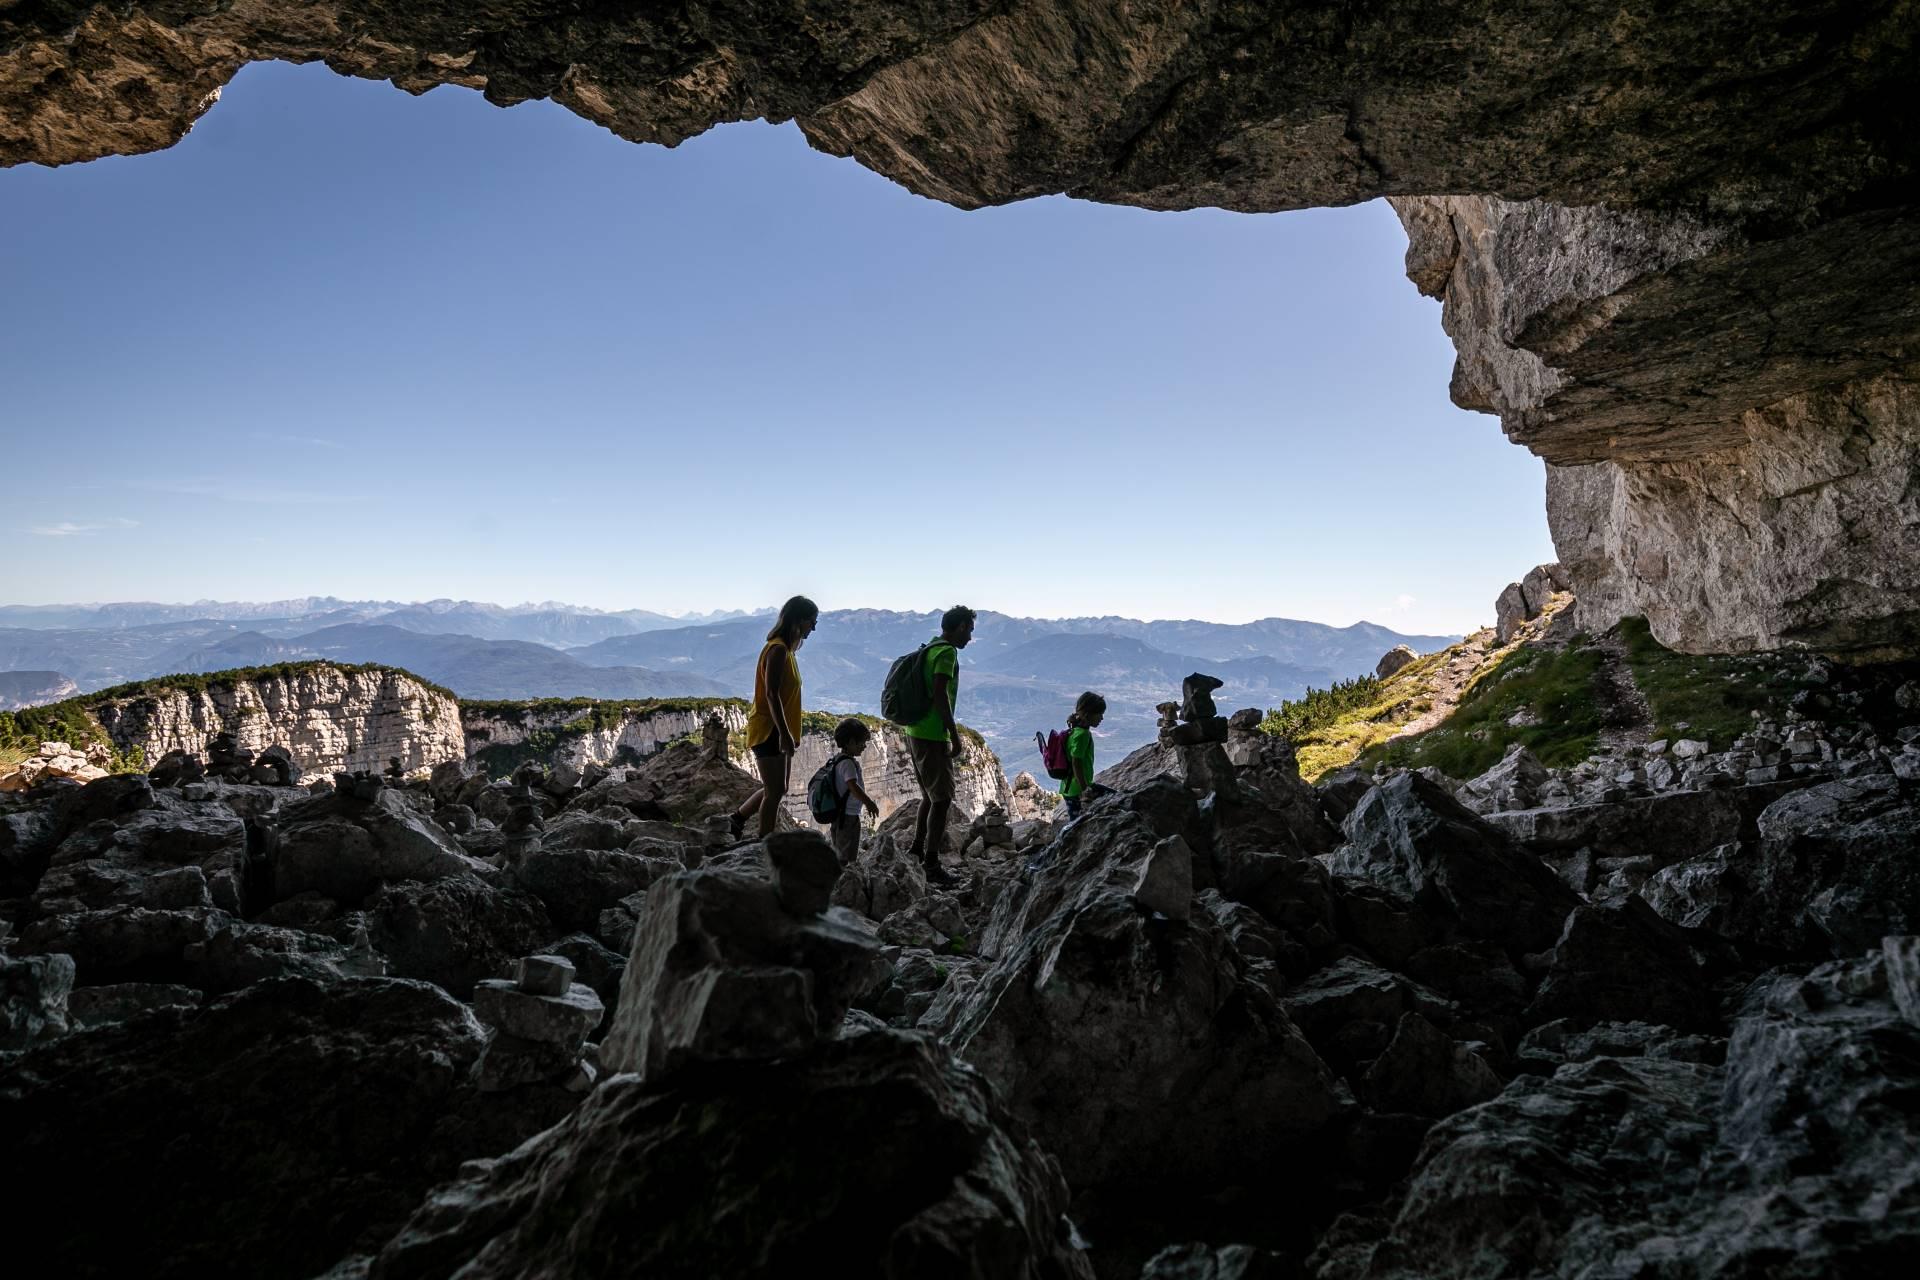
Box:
[3,59,1551,635]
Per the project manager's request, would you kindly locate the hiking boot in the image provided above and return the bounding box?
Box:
[728,812,746,840]
[923,857,958,887]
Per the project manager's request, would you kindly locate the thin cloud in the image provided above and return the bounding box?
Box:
[136,478,367,505]
[28,518,140,537]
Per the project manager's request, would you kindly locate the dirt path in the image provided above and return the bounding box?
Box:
[1389,630,1500,741]
[1590,628,1654,751]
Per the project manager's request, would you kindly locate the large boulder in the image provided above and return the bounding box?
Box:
[363,1030,1093,1280]
[271,787,493,904]
[1316,952,1920,1279]
[0,951,75,1049]
[1327,773,1580,956]
[363,876,556,997]
[939,807,1343,1230]
[514,845,681,932]
[19,905,225,986]
[566,740,758,822]
[1525,899,1722,1033]
[1745,775,1920,956]
[0,976,562,1280]
[599,861,889,1084]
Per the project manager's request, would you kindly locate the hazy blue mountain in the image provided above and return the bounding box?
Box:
[278,625,731,700]
[1,598,1458,778]
[0,670,79,710]
[0,621,297,689]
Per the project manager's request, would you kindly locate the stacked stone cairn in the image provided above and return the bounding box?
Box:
[471,954,604,1093]
[701,713,729,763]
[963,802,1015,856]
[147,748,207,787]
[205,732,256,783]
[1225,707,1266,767]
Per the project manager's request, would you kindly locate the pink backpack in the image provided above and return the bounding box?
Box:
[1036,729,1074,781]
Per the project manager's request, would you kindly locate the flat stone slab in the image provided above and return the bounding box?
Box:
[516,954,575,997]
[472,979,604,1049]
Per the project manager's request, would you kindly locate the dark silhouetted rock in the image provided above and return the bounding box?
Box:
[600,863,888,1084]
[1,950,74,1048]
[271,787,491,904]
[0,976,563,1280]
[364,1030,1093,1280]
[1328,773,1580,955]
[363,876,554,998]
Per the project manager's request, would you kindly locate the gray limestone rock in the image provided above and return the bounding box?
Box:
[1319,954,1920,1279]
[1329,772,1581,955]
[1142,1244,1297,1280]
[471,979,603,1050]
[1,951,75,1049]
[271,787,490,904]
[20,905,224,985]
[515,953,573,997]
[65,980,203,1028]
[1130,833,1193,921]
[362,876,555,999]
[940,819,1342,1209]
[764,829,839,916]
[513,844,677,932]
[1375,646,1418,679]
[1493,581,1531,645]
[365,1030,1092,1280]
[1361,1011,1503,1119]
[0,975,565,1280]
[1745,775,1920,956]
[599,863,888,1084]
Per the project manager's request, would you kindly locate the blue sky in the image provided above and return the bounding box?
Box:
[0,61,1552,634]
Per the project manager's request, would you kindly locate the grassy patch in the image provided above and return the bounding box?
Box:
[1360,643,1605,778]
[0,701,146,773]
[1618,616,1817,750]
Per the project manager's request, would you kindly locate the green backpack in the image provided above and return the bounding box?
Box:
[880,641,951,725]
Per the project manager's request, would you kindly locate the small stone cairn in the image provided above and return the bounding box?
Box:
[1160,673,1236,793]
[702,714,729,763]
[206,732,256,783]
[472,954,605,1093]
[962,802,1015,857]
[1225,707,1265,767]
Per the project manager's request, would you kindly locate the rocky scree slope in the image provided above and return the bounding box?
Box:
[464,697,1013,825]
[3,2,1917,655]
[4,660,1920,1277]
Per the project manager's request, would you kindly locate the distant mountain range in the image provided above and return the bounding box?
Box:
[0,599,1457,779]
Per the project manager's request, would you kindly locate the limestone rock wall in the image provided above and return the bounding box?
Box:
[91,665,464,776]
[1547,377,1920,657]
[461,702,748,771]
[1395,192,1920,657]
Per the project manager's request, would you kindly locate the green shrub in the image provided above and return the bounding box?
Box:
[1261,676,1385,741]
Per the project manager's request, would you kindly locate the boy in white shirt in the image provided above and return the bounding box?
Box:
[830,718,880,865]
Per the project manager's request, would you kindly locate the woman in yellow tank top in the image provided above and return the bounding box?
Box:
[730,595,818,839]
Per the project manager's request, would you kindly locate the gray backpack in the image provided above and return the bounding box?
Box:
[880,641,949,725]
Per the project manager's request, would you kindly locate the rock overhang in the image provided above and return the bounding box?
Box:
[5,0,1918,655]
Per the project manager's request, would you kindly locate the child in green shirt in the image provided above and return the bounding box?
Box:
[1061,691,1107,819]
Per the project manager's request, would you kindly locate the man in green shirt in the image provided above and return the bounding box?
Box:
[903,605,975,886]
